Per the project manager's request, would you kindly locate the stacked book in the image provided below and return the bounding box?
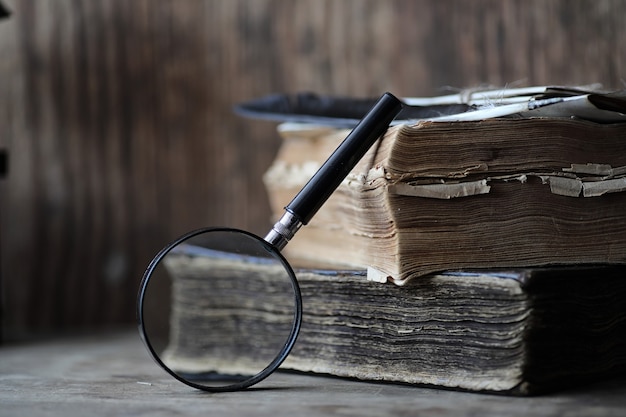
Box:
[171,86,626,394]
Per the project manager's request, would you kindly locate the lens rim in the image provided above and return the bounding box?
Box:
[137,226,303,392]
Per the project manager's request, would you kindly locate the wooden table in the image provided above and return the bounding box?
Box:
[1,331,625,416]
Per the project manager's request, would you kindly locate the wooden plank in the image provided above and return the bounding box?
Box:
[0,332,625,416]
[1,0,626,339]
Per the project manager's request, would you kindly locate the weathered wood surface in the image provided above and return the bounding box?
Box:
[0,331,625,417]
[1,0,625,339]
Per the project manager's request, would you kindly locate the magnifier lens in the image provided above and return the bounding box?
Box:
[138,228,301,391]
[138,93,403,392]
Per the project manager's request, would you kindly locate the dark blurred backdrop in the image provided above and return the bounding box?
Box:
[1,0,624,341]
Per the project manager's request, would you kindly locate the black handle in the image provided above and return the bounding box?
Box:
[285,92,403,225]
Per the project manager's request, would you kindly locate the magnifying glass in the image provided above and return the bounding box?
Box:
[137,92,403,392]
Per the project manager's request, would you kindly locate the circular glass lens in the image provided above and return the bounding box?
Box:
[137,228,302,391]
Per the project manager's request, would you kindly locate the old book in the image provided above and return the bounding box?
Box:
[264,117,626,285]
[234,86,626,127]
[161,249,626,395]
[158,89,626,394]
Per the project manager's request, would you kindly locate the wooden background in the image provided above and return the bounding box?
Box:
[0,0,625,341]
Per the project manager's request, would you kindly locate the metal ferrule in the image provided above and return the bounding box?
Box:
[264,211,303,252]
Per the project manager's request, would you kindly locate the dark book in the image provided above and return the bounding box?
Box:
[160,249,626,395]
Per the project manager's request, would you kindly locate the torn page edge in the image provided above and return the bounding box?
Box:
[540,176,583,197]
[367,267,410,286]
[541,175,626,197]
[389,174,626,199]
[582,177,626,197]
[389,179,491,199]
[563,163,626,177]
[367,267,391,283]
